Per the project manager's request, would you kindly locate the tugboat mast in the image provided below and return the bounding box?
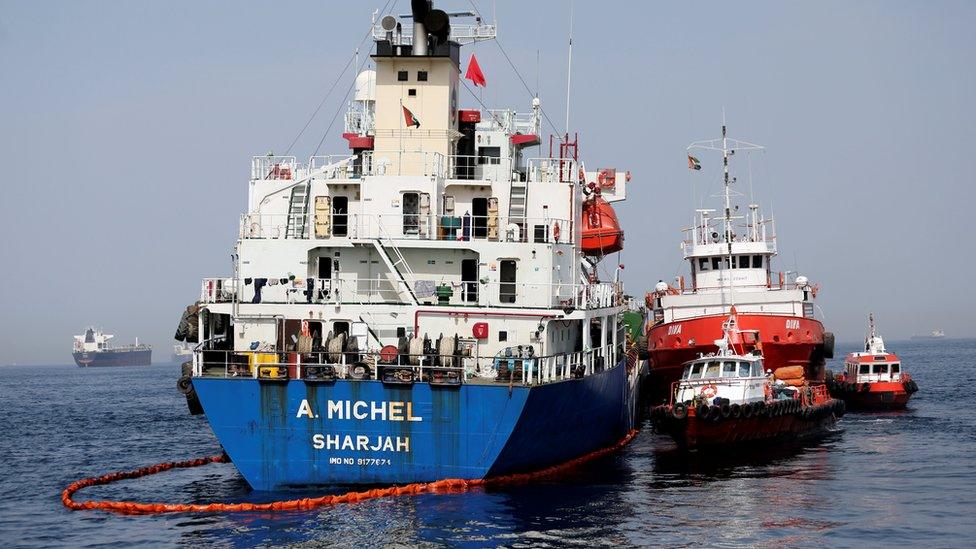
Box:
[721,113,735,308]
[687,116,764,310]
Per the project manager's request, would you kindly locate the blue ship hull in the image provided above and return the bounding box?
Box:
[194,360,637,490]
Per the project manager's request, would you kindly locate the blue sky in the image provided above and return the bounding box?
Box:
[1,1,973,364]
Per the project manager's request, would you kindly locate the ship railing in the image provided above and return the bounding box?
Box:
[192,343,619,387]
[525,158,579,184]
[855,372,904,383]
[201,278,239,303]
[239,211,573,245]
[307,155,360,178]
[251,155,298,181]
[201,275,622,309]
[669,377,767,406]
[359,150,446,177]
[682,279,813,293]
[444,154,513,181]
[371,21,497,45]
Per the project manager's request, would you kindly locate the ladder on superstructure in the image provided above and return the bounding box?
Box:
[285,183,309,238]
[371,234,418,305]
[508,180,527,239]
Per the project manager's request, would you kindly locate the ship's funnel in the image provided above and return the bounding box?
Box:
[424,9,450,46]
[411,0,431,55]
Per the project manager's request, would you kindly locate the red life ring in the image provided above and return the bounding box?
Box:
[598,169,616,189]
[553,222,561,242]
[700,384,718,398]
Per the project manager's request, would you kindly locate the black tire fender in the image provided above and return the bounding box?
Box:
[672,402,688,420]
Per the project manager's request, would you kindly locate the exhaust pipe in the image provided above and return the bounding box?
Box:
[411,0,430,55]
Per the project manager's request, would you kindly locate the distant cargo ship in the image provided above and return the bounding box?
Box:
[910,330,945,340]
[72,327,152,367]
[172,342,193,364]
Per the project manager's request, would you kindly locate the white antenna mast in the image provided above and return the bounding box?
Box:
[564,0,575,135]
[687,111,765,311]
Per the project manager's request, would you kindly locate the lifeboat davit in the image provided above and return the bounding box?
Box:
[581,196,624,256]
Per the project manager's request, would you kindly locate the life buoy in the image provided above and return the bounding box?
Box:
[700,384,718,399]
[553,222,561,242]
[597,169,615,189]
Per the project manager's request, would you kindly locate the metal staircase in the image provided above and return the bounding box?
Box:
[285,183,309,238]
[508,181,527,239]
[371,237,418,304]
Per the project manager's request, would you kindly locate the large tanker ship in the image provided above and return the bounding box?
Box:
[176,2,641,490]
[72,327,152,367]
[644,123,833,402]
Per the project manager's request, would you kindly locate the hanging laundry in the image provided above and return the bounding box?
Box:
[305,278,315,303]
[252,278,268,303]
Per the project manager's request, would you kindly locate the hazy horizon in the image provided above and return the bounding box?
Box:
[1,0,973,365]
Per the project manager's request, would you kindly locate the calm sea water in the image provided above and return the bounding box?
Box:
[1,339,974,547]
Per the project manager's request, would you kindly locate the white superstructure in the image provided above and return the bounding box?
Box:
[649,122,819,324]
[191,8,634,384]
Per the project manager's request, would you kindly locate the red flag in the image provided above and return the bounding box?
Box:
[402,105,420,128]
[465,53,486,87]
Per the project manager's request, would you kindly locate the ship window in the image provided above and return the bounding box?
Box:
[478,146,501,165]
[704,361,721,378]
[711,257,721,270]
[739,255,751,268]
[859,364,870,374]
[722,361,737,377]
[738,362,751,377]
[891,363,900,373]
[397,70,408,81]
[698,258,709,271]
[498,331,507,342]
[753,255,764,268]
[751,361,763,377]
[690,362,703,378]
[873,364,888,375]
[317,257,333,279]
[682,365,691,379]
[332,196,348,236]
[499,260,517,303]
[534,224,549,243]
[402,192,420,235]
[408,88,417,96]
[417,71,428,81]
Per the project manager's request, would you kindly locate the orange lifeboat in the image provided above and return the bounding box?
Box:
[581,195,624,256]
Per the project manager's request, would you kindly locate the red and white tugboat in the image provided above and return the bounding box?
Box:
[650,310,844,448]
[830,314,919,410]
[643,121,833,402]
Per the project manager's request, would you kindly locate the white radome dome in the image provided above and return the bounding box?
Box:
[655,281,669,293]
[795,275,809,287]
[354,70,376,102]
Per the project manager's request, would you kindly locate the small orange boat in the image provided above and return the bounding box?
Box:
[829,314,918,410]
[581,191,624,256]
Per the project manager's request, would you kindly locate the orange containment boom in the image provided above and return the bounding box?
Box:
[581,196,624,256]
[62,430,639,515]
